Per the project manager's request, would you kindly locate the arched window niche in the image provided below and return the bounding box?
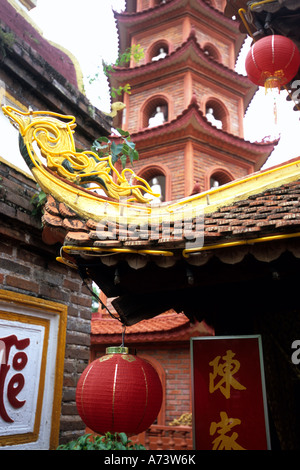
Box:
[153,0,168,7]
[148,40,169,62]
[204,98,230,132]
[140,0,167,9]
[208,168,233,189]
[202,42,222,63]
[142,96,169,129]
[202,0,217,8]
[138,164,170,203]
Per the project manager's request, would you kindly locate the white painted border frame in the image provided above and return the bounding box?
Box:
[0,290,67,449]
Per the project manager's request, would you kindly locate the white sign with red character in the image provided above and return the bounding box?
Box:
[0,291,67,450]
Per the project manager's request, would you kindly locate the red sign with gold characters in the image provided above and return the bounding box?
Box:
[191,335,271,450]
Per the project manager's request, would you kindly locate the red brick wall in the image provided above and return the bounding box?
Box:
[139,0,151,11]
[192,22,232,68]
[132,143,250,201]
[0,160,93,444]
[141,346,191,424]
[134,19,183,66]
[126,75,185,134]
[126,7,240,135]
[193,147,249,192]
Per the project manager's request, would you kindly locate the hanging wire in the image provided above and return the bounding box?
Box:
[76,262,124,324]
[121,325,126,347]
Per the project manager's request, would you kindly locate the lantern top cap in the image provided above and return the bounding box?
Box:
[106,346,131,354]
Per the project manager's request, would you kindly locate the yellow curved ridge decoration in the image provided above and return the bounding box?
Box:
[2,106,159,204]
[3,105,300,229]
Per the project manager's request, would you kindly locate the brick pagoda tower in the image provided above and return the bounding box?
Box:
[110,0,276,202]
[90,0,277,445]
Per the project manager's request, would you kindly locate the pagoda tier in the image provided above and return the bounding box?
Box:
[119,96,277,197]
[109,29,257,138]
[116,0,245,63]
[108,0,276,201]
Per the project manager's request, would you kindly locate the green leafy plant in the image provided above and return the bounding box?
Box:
[103,44,144,98]
[0,29,15,59]
[111,83,132,99]
[89,44,144,99]
[30,187,47,218]
[88,45,143,166]
[92,127,139,168]
[57,432,145,450]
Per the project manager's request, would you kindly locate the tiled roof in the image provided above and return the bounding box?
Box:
[202,180,300,239]
[42,160,300,269]
[92,311,187,334]
[91,311,214,344]
[40,158,300,325]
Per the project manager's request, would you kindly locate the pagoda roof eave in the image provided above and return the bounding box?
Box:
[115,0,243,58]
[115,0,240,32]
[121,97,277,168]
[109,31,254,105]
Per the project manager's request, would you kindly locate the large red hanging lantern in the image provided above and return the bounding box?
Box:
[76,347,163,436]
[245,35,300,91]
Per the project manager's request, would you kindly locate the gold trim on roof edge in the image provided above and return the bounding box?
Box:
[2,105,300,227]
[2,106,160,205]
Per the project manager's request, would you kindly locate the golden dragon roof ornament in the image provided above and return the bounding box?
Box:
[2,106,158,204]
[3,105,300,235]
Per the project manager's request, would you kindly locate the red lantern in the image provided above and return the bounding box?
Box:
[76,347,163,436]
[245,35,300,91]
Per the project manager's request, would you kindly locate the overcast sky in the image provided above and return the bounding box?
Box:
[23,0,300,169]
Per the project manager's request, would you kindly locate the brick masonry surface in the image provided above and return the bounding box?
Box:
[145,346,191,423]
[0,160,93,444]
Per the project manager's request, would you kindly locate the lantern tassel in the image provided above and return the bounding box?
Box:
[273,94,278,126]
[264,70,285,94]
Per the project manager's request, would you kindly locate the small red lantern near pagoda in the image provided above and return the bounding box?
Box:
[76,347,163,436]
[245,35,300,91]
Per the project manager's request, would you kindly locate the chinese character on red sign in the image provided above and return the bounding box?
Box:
[0,335,30,423]
[191,336,270,450]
